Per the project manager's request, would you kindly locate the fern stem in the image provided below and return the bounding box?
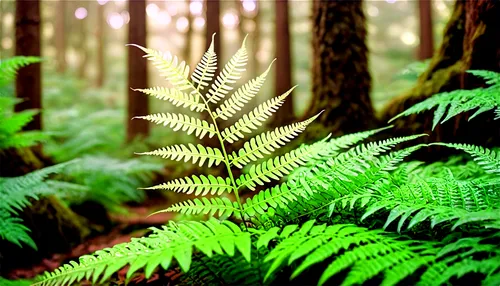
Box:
[197,91,248,227]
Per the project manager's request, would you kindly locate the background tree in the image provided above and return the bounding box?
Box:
[76,3,88,80]
[383,0,500,148]
[55,0,66,73]
[302,0,375,141]
[184,0,193,69]
[95,1,106,87]
[15,0,42,131]
[127,0,149,141]
[273,0,294,127]
[418,0,434,60]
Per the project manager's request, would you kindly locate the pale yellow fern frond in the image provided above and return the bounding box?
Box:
[128,44,192,91]
[221,86,296,143]
[132,87,204,112]
[161,197,240,218]
[136,144,223,167]
[144,174,233,196]
[229,112,322,168]
[213,59,275,120]
[207,36,249,104]
[134,113,215,139]
[191,33,217,91]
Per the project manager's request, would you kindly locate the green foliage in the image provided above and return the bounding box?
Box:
[0,56,41,88]
[35,42,500,286]
[0,162,73,249]
[391,70,500,129]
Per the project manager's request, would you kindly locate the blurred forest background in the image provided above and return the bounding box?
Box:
[0,0,454,156]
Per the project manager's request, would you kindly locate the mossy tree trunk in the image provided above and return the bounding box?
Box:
[127,0,149,141]
[15,0,42,131]
[382,0,500,147]
[302,0,375,142]
[273,0,295,127]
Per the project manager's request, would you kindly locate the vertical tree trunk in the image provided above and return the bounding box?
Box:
[205,0,221,72]
[303,0,375,141]
[203,0,221,148]
[382,0,500,148]
[127,0,149,141]
[15,0,42,131]
[418,0,434,60]
[77,12,88,79]
[55,0,66,73]
[273,0,294,127]
[96,2,105,87]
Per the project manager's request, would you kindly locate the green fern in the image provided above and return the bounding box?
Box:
[0,161,74,249]
[390,70,500,128]
[0,56,41,88]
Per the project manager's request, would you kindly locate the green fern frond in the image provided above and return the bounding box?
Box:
[207,36,248,104]
[191,33,217,91]
[0,109,38,134]
[131,87,204,112]
[237,138,326,191]
[390,70,500,128]
[128,44,191,91]
[214,59,275,120]
[229,112,322,168]
[163,197,240,218]
[0,211,37,249]
[221,86,296,143]
[433,143,500,175]
[258,220,439,286]
[34,219,254,286]
[0,56,41,87]
[144,174,233,196]
[134,113,216,139]
[136,144,223,167]
[242,182,299,217]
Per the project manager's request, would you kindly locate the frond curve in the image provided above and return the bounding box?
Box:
[132,87,204,112]
[144,174,233,196]
[136,144,223,167]
[134,113,216,139]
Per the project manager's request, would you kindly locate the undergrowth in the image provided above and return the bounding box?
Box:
[31,39,500,286]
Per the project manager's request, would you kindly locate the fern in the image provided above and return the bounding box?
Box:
[0,56,41,87]
[35,219,256,286]
[390,70,500,128]
[0,161,74,249]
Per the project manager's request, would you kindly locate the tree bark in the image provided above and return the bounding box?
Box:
[127,0,149,141]
[77,11,88,80]
[55,0,66,73]
[96,2,105,87]
[382,0,500,148]
[418,0,434,60]
[273,0,294,127]
[184,0,193,68]
[15,0,42,131]
[202,0,221,148]
[303,0,375,142]
[205,0,221,72]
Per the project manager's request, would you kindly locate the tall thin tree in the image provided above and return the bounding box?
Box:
[418,0,434,60]
[184,0,193,68]
[55,0,66,73]
[127,0,149,141]
[274,0,294,127]
[15,0,42,131]
[96,2,106,87]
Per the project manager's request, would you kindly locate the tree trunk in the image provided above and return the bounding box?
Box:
[382,0,500,148]
[273,0,294,127]
[55,0,66,73]
[202,0,221,148]
[96,2,105,87]
[184,0,193,68]
[127,0,149,141]
[77,12,88,80]
[302,0,375,142]
[418,0,434,60]
[15,0,42,131]
[205,0,221,71]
